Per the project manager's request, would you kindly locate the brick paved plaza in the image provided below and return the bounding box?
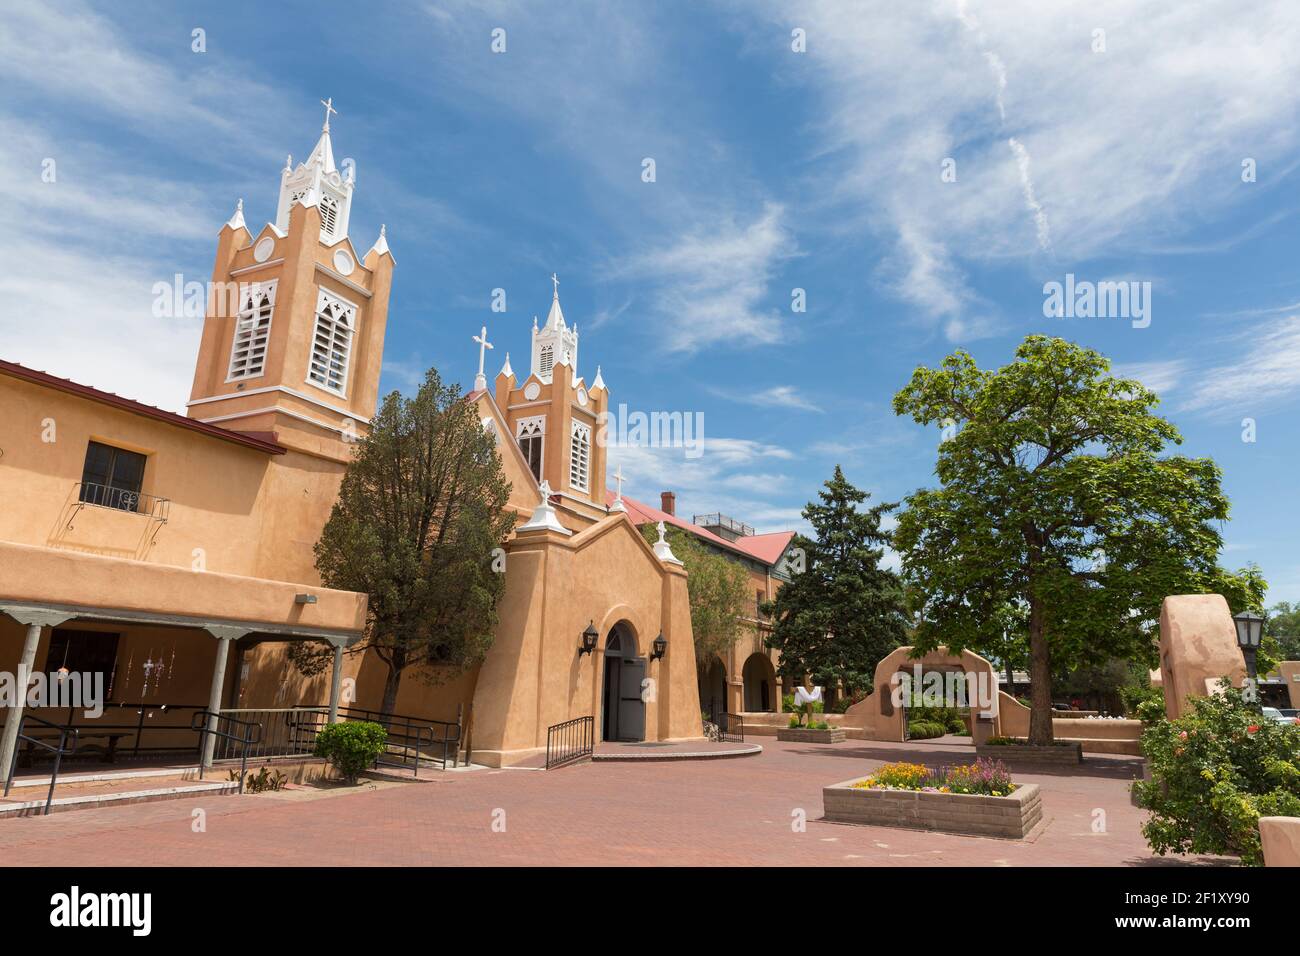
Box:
[0,737,1227,866]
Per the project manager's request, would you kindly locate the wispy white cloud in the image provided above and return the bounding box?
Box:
[734,0,1300,338]
[1181,314,1300,415]
[1110,359,1188,399]
[708,383,823,413]
[610,203,797,352]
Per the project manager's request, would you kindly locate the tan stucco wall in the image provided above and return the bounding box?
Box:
[1260,816,1300,867]
[1159,594,1246,719]
[466,514,701,766]
[844,646,1000,742]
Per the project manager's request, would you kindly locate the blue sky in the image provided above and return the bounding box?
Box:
[4,1,1300,601]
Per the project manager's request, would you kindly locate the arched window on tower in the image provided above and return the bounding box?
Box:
[569,420,591,493]
[227,280,277,381]
[308,289,357,395]
[319,193,340,238]
[517,417,544,482]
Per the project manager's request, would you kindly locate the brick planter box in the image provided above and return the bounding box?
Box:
[974,742,1082,765]
[777,727,846,744]
[823,777,1042,839]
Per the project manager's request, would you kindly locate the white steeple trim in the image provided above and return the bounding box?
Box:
[518,480,571,535]
[652,521,683,565]
[368,224,391,259]
[532,276,579,384]
[473,325,493,393]
[591,365,606,392]
[275,101,354,242]
[225,198,246,232]
[499,352,514,379]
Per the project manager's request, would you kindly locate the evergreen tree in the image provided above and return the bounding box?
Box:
[311,368,516,715]
[762,466,908,693]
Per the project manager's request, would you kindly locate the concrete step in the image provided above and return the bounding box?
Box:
[0,779,236,818]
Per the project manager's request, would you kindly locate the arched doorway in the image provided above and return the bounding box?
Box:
[699,656,727,723]
[743,653,777,712]
[601,623,646,742]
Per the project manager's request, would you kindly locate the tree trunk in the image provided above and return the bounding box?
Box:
[380,662,403,717]
[1027,598,1054,745]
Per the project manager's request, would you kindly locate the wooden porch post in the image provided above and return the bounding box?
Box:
[328,643,344,724]
[0,608,73,782]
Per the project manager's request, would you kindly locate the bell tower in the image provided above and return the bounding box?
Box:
[186,101,394,463]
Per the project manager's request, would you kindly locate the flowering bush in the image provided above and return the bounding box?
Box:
[1133,685,1300,866]
[853,758,1017,796]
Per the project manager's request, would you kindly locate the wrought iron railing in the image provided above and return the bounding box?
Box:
[191,710,261,792]
[546,716,594,770]
[73,481,171,521]
[18,701,208,762]
[692,513,755,537]
[719,713,745,743]
[2,713,80,815]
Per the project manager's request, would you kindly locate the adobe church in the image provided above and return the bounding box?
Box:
[0,108,701,773]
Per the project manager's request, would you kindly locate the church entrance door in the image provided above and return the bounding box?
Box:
[601,625,645,742]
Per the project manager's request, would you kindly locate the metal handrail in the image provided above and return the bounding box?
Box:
[720,713,745,743]
[190,710,262,793]
[20,701,210,760]
[546,716,594,770]
[2,713,80,815]
[294,703,463,775]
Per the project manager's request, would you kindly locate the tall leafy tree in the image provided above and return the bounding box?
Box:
[761,466,908,693]
[313,368,516,715]
[640,524,752,674]
[893,335,1245,744]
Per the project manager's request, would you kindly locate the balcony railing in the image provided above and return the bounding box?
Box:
[693,513,755,537]
[71,481,170,524]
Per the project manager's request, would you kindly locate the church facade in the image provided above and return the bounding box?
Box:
[0,112,701,775]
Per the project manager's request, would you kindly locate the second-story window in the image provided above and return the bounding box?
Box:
[79,440,147,512]
[569,420,591,493]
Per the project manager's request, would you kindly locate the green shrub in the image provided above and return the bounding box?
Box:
[788,715,801,728]
[907,720,946,740]
[1133,686,1300,866]
[782,693,795,712]
[313,720,388,784]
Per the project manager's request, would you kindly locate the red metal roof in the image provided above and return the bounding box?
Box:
[0,359,288,455]
[609,491,795,568]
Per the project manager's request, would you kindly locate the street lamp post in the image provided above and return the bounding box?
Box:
[1232,610,1265,707]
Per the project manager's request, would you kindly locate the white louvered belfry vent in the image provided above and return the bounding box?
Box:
[569,420,591,493]
[308,289,357,395]
[319,193,339,238]
[227,280,278,380]
[539,345,553,378]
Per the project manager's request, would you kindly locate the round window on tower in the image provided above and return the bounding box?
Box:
[333,248,355,276]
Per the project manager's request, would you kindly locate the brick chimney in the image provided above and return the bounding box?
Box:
[660,491,676,516]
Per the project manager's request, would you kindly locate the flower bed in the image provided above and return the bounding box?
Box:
[824,759,1041,838]
[976,737,1082,764]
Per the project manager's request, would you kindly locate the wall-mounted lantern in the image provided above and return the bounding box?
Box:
[580,621,599,657]
[651,633,667,661]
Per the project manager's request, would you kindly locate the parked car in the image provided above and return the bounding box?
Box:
[1261,707,1299,726]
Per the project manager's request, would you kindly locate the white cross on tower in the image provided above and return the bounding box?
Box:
[473,325,494,391]
[609,465,628,513]
[320,97,337,131]
[551,272,560,299]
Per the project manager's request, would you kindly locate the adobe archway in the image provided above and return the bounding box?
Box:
[742,652,777,712]
[600,621,645,742]
[845,646,1002,742]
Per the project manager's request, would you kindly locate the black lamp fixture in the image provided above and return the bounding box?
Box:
[1232,610,1265,683]
[651,633,667,661]
[579,621,599,657]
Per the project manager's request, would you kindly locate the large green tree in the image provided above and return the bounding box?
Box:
[313,368,516,715]
[639,524,752,674]
[892,336,1244,744]
[761,466,908,693]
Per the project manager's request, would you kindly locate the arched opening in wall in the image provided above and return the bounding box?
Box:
[897,664,976,745]
[600,622,645,743]
[698,656,727,724]
[742,653,777,712]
